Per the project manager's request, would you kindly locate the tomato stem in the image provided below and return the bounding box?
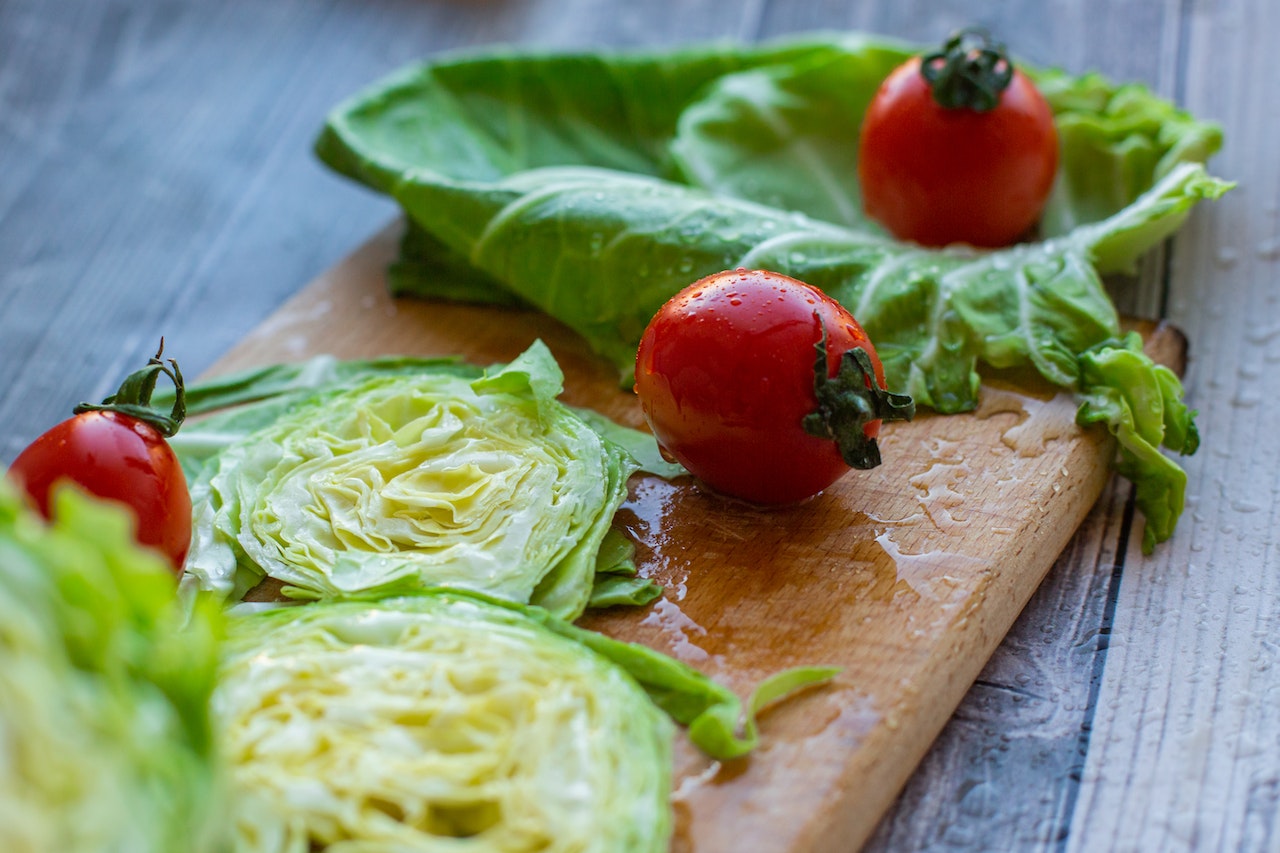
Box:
[74,339,187,437]
[803,324,915,469]
[920,28,1013,112]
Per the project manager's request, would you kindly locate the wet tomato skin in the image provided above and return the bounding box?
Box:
[9,410,192,570]
[634,268,887,505]
[858,56,1059,248]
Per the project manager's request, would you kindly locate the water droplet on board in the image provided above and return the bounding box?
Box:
[908,444,972,532]
[640,598,720,666]
[617,477,686,592]
[1215,246,1240,268]
[1257,239,1280,261]
[870,522,986,607]
[975,387,1077,456]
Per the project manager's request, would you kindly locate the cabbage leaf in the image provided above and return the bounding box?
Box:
[215,590,836,853]
[0,479,224,853]
[175,341,668,619]
[314,33,1230,548]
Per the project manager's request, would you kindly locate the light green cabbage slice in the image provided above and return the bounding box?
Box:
[0,478,224,853]
[216,590,838,853]
[180,341,654,620]
[216,593,675,853]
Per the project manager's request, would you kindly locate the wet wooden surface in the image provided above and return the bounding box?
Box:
[207,223,1181,850]
[2,1,1276,850]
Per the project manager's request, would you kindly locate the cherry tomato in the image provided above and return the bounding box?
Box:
[634,268,913,505]
[7,344,192,570]
[858,29,1059,248]
[10,412,192,568]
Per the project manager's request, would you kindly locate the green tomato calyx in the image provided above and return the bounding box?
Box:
[920,27,1014,112]
[803,323,915,469]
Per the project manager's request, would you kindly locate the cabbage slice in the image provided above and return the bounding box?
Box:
[216,593,675,853]
[0,479,224,853]
[216,590,837,852]
[181,342,652,620]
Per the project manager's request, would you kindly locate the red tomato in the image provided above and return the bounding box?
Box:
[858,31,1059,248]
[10,411,192,569]
[634,268,913,505]
[7,344,192,571]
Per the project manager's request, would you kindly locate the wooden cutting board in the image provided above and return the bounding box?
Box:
[207,223,1184,853]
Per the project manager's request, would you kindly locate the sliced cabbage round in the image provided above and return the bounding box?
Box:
[0,479,224,853]
[216,593,673,853]
[186,342,639,620]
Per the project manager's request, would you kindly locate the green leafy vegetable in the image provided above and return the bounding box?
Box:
[587,527,664,608]
[216,592,674,853]
[314,32,1230,547]
[1076,333,1199,554]
[0,478,224,853]
[523,599,841,760]
[215,590,836,852]
[174,342,671,619]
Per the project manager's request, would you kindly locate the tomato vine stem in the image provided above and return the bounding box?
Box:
[74,339,187,437]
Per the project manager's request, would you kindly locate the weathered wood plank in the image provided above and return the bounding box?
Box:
[0,0,776,465]
[1,1,1256,849]
[866,475,1132,850]
[1067,0,1280,849]
[746,1,1186,848]
[1,0,451,460]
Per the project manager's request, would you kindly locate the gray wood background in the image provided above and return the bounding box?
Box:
[2,0,1274,849]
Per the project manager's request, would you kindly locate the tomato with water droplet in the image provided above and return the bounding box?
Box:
[634,269,914,504]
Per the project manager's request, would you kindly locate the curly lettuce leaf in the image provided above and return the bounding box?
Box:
[315,33,1229,546]
[0,479,224,853]
[1076,333,1199,553]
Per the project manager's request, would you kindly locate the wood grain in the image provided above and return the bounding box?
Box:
[4,2,1273,850]
[1067,0,1280,849]
[203,222,1180,851]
